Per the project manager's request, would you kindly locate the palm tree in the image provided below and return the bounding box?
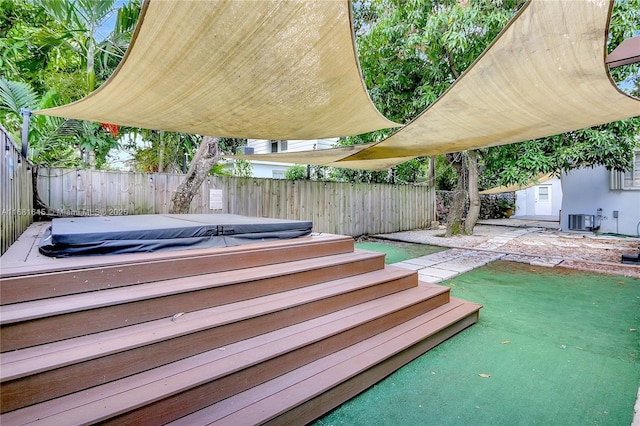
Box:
[34,0,140,92]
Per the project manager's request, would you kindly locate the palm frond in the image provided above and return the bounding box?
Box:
[0,78,39,116]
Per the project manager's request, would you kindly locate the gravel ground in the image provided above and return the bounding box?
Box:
[373,223,640,278]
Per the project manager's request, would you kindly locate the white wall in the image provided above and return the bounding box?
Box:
[247,138,337,154]
[248,161,291,179]
[223,160,291,179]
[561,166,640,236]
[513,177,562,219]
[241,138,337,179]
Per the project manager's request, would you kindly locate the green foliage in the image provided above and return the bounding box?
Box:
[0,0,141,168]
[233,159,253,178]
[0,0,58,87]
[0,76,116,167]
[2,0,636,180]
[483,117,640,186]
[327,159,426,185]
[209,162,231,177]
[131,130,196,173]
[434,154,457,190]
[285,165,307,180]
[356,0,524,123]
[608,0,640,96]
[0,78,38,120]
[340,0,525,183]
[354,0,638,190]
[221,138,248,155]
[34,0,119,91]
[480,0,640,187]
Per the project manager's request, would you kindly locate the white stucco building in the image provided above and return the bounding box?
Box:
[225,139,338,179]
[560,162,640,236]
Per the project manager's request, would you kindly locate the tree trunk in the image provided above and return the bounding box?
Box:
[158,131,165,173]
[445,152,467,237]
[169,136,220,214]
[464,149,480,234]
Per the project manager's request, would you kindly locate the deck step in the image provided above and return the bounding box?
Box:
[0,234,355,304]
[1,230,485,424]
[1,250,385,351]
[0,267,432,413]
[169,298,481,426]
[1,286,455,423]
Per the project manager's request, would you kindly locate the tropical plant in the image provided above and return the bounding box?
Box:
[1,0,141,167]
[32,0,139,92]
[233,159,253,178]
[285,165,307,180]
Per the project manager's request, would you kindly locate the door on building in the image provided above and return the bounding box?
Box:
[534,185,552,216]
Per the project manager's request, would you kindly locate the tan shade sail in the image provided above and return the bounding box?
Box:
[34,0,399,139]
[479,173,554,195]
[234,0,640,170]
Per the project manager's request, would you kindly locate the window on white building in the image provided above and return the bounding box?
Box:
[270,140,288,153]
[623,151,640,189]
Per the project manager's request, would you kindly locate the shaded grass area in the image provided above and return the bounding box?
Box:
[354,240,446,264]
[315,261,640,425]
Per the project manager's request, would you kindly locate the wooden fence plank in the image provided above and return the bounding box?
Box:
[33,168,435,237]
[0,126,33,255]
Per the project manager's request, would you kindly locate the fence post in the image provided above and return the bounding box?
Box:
[20,108,31,159]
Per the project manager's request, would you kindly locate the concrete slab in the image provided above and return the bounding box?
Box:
[417,267,459,280]
[390,261,424,271]
[401,257,440,267]
[431,262,475,273]
[415,272,443,283]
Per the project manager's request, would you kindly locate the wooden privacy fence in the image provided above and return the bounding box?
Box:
[0,125,33,255]
[36,168,435,236]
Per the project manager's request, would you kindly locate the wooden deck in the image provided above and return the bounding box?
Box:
[0,222,481,425]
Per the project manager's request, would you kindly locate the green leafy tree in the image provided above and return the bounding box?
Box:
[1,0,140,167]
[285,165,307,180]
[32,0,138,92]
[483,119,640,187]
[0,77,120,167]
[353,0,638,235]
[352,0,524,234]
[482,0,640,188]
[169,137,246,213]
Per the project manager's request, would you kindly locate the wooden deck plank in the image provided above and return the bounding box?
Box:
[1,286,452,423]
[100,290,452,425]
[1,266,419,377]
[1,232,355,304]
[1,251,387,351]
[0,222,49,265]
[1,223,352,276]
[1,250,383,324]
[0,274,439,413]
[167,299,472,425]
[1,224,484,424]
[267,304,480,426]
[207,301,481,426]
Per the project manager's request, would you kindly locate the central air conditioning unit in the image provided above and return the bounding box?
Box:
[567,214,595,231]
[237,146,254,155]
